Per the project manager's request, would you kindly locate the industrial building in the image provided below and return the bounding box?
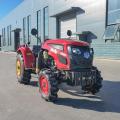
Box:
[0,0,120,58]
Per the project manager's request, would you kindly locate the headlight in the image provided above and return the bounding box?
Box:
[72,48,81,55]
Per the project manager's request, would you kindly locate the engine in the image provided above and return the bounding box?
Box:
[37,50,55,70]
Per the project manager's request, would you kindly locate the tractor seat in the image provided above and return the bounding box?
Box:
[32,45,41,57]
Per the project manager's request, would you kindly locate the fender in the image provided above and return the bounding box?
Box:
[17,46,35,69]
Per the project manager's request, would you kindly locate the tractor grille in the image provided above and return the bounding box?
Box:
[69,70,96,86]
[70,58,93,69]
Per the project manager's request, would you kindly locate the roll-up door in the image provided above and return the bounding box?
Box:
[60,18,76,38]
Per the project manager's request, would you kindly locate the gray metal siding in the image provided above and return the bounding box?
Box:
[0,0,120,58]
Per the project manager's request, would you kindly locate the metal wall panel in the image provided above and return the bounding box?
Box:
[0,0,120,58]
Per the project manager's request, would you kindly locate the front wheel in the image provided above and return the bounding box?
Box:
[16,54,31,84]
[82,66,103,94]
[38,70,59,102]
[90,66,103,94]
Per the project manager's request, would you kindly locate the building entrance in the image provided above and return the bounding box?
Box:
[14,28,21,51]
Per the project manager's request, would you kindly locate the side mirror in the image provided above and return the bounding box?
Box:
[67,30,72,37]
[31,28,38,36]
[27,41,30,45]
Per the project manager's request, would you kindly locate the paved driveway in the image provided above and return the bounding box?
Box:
[0,52,120,120]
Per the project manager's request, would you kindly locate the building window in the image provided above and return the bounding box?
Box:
[103,24,119,41]
[0,35,1,50]
[7,25,12,46]
[23,17,26,43]
[37,10,41,44]
[7,26,9,46]
[27,15,31,43]
[9,25,12,46]
[2,29,4,46]
[2,28,6,46]
[107,0,120,25]
[104,0,120,42]
[43,6,49,40]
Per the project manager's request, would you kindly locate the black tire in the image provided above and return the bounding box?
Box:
[16,54,31,84]
[90,66,103,94]
[82,66,103,94]
[38,70,59,102]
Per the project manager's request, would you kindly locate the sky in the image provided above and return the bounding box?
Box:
[0,0,23,20]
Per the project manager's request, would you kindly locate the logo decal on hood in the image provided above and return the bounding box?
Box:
[84,52,90,59]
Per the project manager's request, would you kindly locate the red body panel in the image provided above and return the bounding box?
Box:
[17,39,89,70]
[42,39,89,70]
[42,39,89,47]
[17,46,35,69]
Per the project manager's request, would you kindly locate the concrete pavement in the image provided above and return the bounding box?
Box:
[0,53,120,120]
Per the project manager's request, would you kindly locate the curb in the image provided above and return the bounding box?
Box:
[95,58,120,62]
[0,51,16,55]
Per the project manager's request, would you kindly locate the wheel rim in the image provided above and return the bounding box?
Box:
[16,59,21,77]
[39,75,49,96]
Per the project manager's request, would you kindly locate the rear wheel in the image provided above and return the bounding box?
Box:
[38,70,59,102]
[16,54,31,84]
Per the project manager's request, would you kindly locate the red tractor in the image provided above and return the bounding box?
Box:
[16,29,103,102]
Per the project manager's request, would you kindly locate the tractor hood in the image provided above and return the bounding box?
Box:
[41,39,89,50]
